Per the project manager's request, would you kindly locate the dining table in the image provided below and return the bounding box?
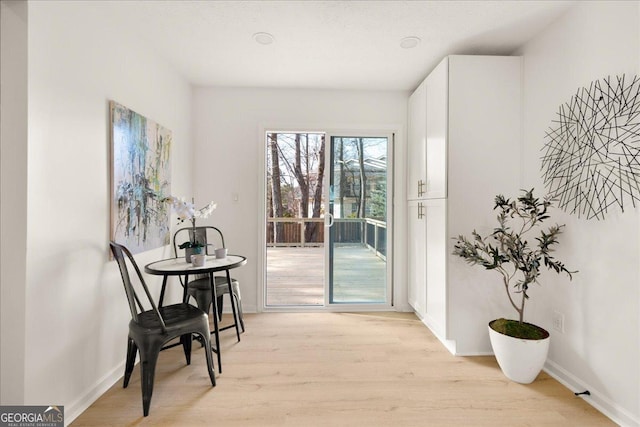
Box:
[144,254,247,373]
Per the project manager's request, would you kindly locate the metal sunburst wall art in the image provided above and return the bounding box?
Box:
[541,74,640,220]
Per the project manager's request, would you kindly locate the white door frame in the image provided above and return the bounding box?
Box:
[258,125,399,313]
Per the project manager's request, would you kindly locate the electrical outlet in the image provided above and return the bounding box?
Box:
[552,311,564,333]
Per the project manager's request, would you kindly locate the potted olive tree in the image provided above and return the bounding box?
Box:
[452,189,575,383]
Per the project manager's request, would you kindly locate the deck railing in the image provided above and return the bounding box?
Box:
[267,218,325,247]
[267,217,386,260]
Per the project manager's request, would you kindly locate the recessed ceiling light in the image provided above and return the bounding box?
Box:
[253,32,274,45]
[400,36,421,49]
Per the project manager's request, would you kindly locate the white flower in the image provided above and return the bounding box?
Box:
[163,196,216,224]
[196,201,217,219]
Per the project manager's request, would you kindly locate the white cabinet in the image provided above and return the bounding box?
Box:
[424,199,446,337]
[424,60,448,199]
[406,61,447,325]
[406,55,522,354]
[407,200,426,317]
[407,80,427,317]
[407,60,448,200]
[407,80,427,200]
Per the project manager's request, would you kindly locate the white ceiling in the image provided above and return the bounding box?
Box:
[100,0,576,91]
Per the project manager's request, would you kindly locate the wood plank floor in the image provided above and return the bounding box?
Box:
[266,246,386,306]
[71,312,613,426]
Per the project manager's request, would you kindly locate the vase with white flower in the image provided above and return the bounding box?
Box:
[163,196,217,262]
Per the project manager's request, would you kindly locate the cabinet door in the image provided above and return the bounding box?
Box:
[407,200,426,317]
[425,58,448,199]
[407,80,427,200]
[425,199,447,337]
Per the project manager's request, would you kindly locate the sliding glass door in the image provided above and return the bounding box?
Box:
[326,135,390,305]
[264,131,392,308]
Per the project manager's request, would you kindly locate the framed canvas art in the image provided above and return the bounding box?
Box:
[110,101,172,254]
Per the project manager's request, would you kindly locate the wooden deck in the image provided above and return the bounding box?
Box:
[266,245,386,306]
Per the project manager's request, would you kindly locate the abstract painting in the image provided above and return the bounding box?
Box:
[541,74,640,220]
[110,101,172,254]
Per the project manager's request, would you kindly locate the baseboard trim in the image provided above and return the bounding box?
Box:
[64,360,125,426]
[544,359,638,427]
[420,315,457,355]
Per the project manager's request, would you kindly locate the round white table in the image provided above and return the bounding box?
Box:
[145,254,247,372]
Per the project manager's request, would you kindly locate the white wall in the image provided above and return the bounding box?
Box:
[517,2,639,425]
[191,87,408,312]
[1,0,28,405]
[21,1,194,422]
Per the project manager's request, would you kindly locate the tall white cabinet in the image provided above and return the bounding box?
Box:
[407,79,427,318]
[407,55,522,355]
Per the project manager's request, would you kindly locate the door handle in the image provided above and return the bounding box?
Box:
[418,202,425,219]
[325,213,334,227]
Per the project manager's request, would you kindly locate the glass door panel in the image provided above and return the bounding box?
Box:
[265,132,326,306]
[327,136,389,304]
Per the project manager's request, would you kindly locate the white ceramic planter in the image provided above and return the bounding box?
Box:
[488,322,550,384]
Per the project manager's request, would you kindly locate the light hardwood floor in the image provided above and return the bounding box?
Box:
[72,312,613,426]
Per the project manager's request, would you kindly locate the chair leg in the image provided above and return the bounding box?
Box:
[234,293,245,333]
[197,331,217,387]
[123,337,137,388]
[191,290,213,348]
[139,342,162,417]
[181,334,193,365]
[217,295,224,321]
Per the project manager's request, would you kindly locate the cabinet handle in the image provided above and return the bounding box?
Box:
[418,179,425,197]
[418,202,425,219]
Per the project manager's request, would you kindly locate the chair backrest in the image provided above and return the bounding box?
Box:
[173,226,226,257]
[110,241,167,333]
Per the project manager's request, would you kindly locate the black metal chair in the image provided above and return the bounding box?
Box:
[109,241,216,417]
[173,226,245,332]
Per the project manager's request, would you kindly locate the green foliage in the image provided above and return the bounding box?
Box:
[178,241,204,249]
[369,183,387,219]
[452,189,576,324]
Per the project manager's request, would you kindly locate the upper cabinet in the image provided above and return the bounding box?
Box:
[407,59,448,201]
[424,59,448,199]
[407,79,427,200]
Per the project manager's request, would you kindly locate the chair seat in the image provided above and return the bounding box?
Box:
[132,303,208,335]
[187,276,240,293]
[186,277,245,334]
